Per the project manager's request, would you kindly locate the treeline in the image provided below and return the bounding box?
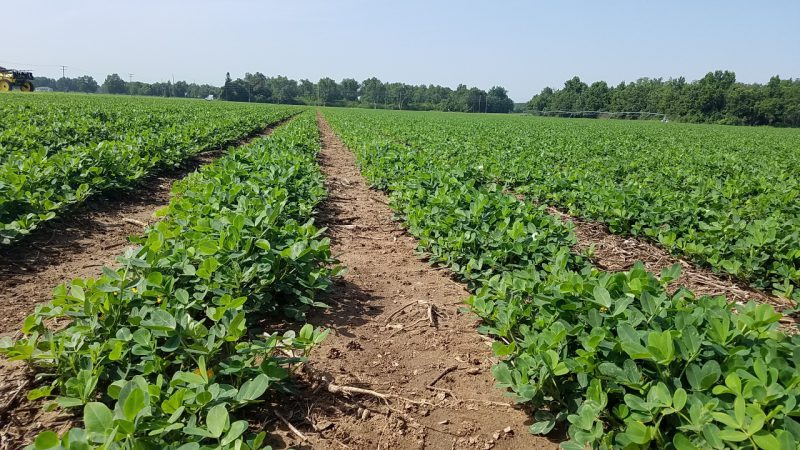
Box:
[36,70,799,125]
[33,74,219,99]
[220,72,515,112]
[32,72,515,113]
[32,75,99,93]
[527,71,800,127]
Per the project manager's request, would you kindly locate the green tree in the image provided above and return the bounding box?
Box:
[243,72,271,102]
[486,86,514,113]
[693,70,736,119]
[386,82,411,110]
[127,81,151,96]
[74,76,98,93]
[581,81,610,111]
[359,77,386,108]
[297,79,315,101]
[55,77,78,92]
[724,84,765,125]
[174,80,189,97]
[340,78,360,102]
[528,87,554,111]
[266,76,298,104]
[221,72,233,101]
[102,73,128,94]
[317,77,340,105]
[550,76,587,111]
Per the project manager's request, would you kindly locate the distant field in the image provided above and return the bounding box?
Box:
[0,93,299,243]
[328,108,800,304]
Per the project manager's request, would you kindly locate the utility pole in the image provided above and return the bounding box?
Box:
[58,66,69,91]
[129,73,134,83]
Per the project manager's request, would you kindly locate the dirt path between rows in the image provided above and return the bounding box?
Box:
[265,114,555,450]
[0,119,290,449]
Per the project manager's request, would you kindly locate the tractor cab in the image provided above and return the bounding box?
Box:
[0,66,35,92]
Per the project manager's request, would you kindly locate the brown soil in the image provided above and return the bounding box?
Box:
[0,119,289,449]
[546,207,797,329]
[264,114,556,450]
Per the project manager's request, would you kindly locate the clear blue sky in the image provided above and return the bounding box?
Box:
[5,0,799,101]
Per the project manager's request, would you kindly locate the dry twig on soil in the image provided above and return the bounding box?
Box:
[384,300,422,323]
[327,382,432,406]
[0,379,31,416]
[274,410,308,442]
[121,217,147,227]
[429,365,459,387]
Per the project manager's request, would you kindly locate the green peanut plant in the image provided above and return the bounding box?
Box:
[2,111,339,449]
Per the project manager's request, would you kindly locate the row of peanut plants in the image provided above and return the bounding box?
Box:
[323,108,800,450]
[326,109,800,308]
[1,111,339,449]
[0,93,300,244]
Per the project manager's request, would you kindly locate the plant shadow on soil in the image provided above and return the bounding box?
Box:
[250,278,382,338]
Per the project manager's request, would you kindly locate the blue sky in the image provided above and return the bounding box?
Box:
[4,0,799,101]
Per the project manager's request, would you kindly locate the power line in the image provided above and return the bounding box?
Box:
[0,60,62,68]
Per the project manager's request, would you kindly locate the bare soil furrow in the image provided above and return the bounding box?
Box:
[265,114,555,449]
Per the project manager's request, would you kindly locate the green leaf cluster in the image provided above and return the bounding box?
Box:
[324,108,800,449]
[325,108,800,307]
[1,111,336,449]
[0,94,301,244]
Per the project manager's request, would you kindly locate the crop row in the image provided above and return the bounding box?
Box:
[327,109,800,307]
[0,94,301,244]
[0,111,339,449]
[323,108,800,449]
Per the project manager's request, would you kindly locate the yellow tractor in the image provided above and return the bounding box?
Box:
[0,66,34,92]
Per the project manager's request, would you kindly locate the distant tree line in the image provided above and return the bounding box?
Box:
[32,75,99,93]
[34,70,799,125]
[34,72,515,113]
[527,71,800,127]
[219,72,515,113]
[33,74,218,99]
